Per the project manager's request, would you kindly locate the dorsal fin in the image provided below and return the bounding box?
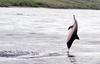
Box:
[75,34,79,40]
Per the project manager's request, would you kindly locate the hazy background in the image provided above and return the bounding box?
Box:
[0,0,100,9]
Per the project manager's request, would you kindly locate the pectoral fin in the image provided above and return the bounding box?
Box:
[75,34,79,40]
[68,25,74,30]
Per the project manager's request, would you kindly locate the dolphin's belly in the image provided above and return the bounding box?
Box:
[67,25,76,42]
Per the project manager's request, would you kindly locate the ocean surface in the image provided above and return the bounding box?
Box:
[0,7,100,64]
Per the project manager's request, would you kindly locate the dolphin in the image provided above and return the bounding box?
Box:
[67,15,79,53]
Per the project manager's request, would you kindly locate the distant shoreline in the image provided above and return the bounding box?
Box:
[0,0,100,10]
[0,6,99,10]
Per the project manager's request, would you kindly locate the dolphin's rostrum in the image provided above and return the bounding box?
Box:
[67,15,79,52]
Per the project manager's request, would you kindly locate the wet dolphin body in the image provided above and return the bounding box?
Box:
[67,15,79,52]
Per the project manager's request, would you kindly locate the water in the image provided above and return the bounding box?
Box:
[0,7,100,64]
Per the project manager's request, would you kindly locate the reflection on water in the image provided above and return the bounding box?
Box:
[67,54,77,64]
[68,57,77,64]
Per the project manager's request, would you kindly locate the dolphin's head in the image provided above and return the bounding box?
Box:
[73,15,75,18]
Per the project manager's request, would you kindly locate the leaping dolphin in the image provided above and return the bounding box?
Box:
[67,15,79,53]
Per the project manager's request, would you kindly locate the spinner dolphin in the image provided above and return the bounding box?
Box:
[67,15,79,51]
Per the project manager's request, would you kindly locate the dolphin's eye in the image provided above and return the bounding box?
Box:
[68,25,74,30]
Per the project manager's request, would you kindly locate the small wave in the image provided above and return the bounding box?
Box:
[45,52,62,57]
[16,13,24,15]
[20,52,65,59]
[0,50,39,58]
[0,49,66,59]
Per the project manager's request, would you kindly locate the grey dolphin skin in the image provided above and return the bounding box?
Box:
[67,15,79,53]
